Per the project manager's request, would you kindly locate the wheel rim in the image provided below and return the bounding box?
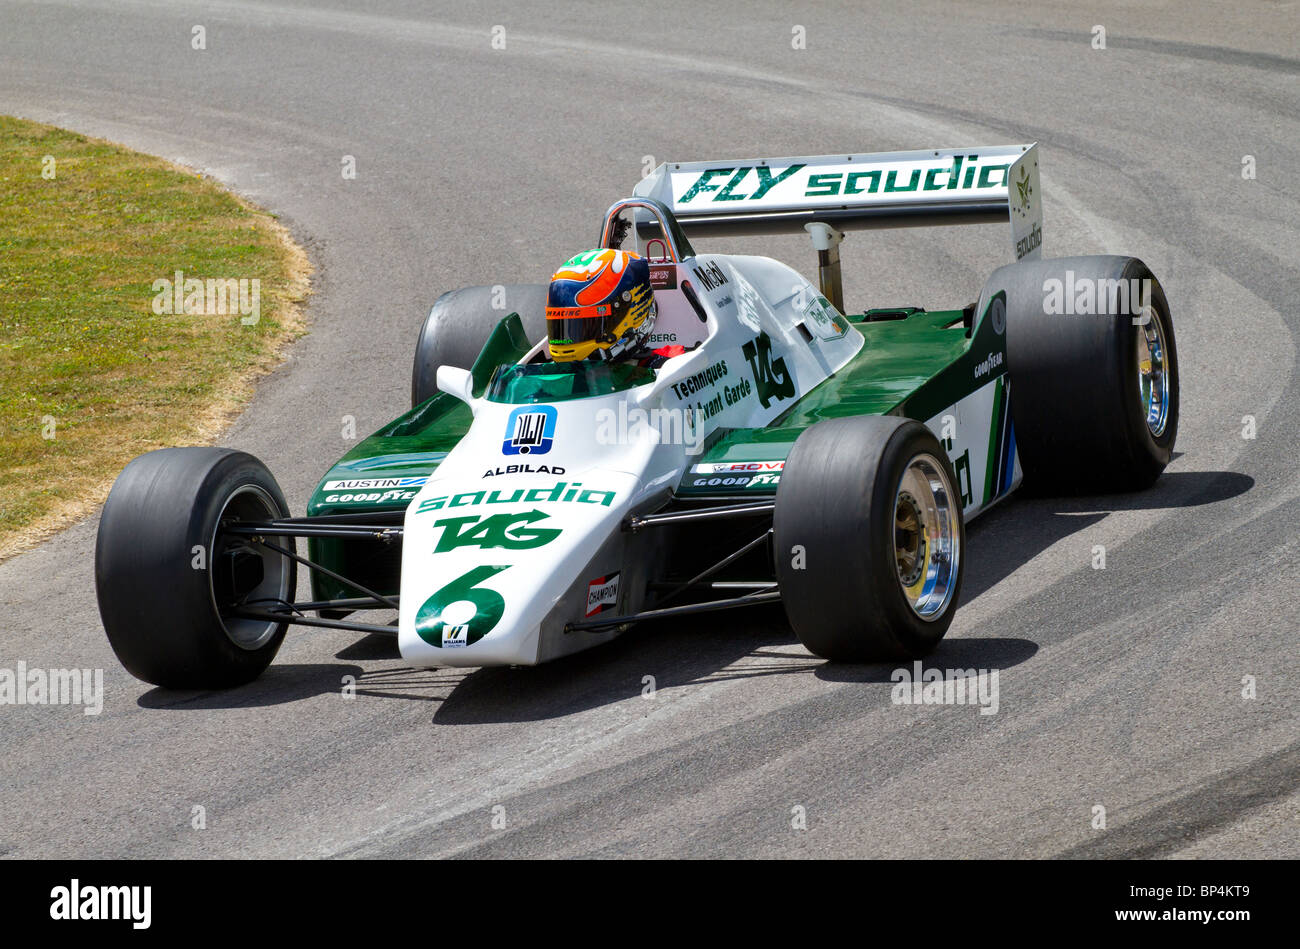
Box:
[893,453,960,620]
[1137,309,1170,438]
[210,485,292,650]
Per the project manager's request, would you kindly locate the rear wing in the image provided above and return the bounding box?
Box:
[634,143,1043,265]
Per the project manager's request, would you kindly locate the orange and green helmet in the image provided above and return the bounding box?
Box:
[545,249,657,362]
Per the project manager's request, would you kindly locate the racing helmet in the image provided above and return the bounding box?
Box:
[545,248,657,362]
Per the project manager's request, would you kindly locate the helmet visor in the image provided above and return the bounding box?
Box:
[546,306,618,348]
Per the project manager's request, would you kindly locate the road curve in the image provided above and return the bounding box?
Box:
[0,0,1297,858]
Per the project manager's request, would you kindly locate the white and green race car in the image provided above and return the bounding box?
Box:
[95,143,1178,688]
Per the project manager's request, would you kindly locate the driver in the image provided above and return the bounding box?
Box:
[545,249,684,366]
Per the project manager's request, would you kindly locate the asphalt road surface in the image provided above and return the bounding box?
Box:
[1,0,1297,858]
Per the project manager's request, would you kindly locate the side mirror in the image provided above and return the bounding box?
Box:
[437,365,475,405]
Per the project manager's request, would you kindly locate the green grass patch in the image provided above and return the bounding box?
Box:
[0,115,310,559]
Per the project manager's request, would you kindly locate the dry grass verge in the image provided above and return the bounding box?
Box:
[0,115,311,562]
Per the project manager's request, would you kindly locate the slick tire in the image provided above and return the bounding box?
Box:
[95,447,296,689]
[774,416,965,661]
[978,255,1178,494]
[411,283,548,407]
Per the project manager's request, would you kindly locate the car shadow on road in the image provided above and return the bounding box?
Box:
[428,604,804,724]
[812,637,1039,683]
[136,663,364,709]
[1035,469,1253,512]
[335,632,400,661]
[960,468,1253,601]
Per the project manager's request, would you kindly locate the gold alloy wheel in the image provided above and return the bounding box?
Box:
[1138,310,1171,438]
[893,453,961,620]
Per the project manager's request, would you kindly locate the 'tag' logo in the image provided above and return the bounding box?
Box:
[741,332,795,409]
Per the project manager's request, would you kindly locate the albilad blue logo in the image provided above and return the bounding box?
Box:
[503,405,557,456]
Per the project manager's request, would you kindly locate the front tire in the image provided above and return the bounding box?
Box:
[774,416,965,661]
[95,448,296,689]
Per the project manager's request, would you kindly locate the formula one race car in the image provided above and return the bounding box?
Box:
[95,143,1179,688]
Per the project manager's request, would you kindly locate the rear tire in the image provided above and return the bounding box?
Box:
[95,448,296,689]
[774,416,964,661]
[411,283,547,407]
[980,255,1178,494]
